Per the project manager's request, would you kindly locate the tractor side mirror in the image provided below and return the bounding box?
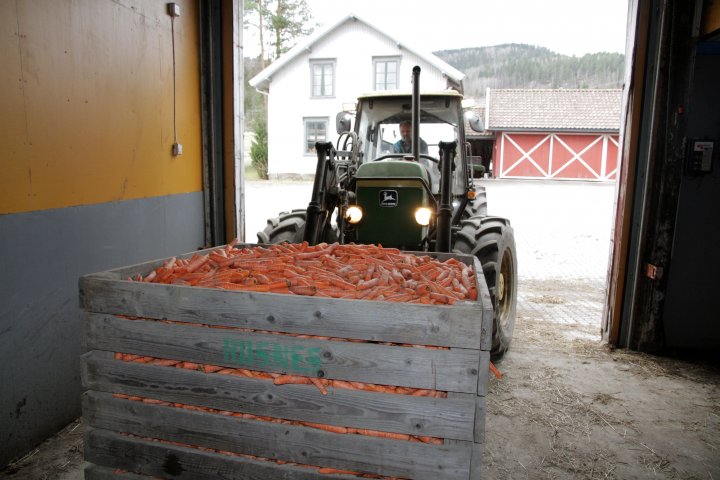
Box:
[336,112,352,134]
[465,111,484,132]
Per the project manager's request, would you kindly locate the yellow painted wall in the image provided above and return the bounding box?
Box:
[0,0,202,214]
[703,0,720,36]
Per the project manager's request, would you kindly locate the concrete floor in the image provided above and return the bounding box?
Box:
[3,179,719,479]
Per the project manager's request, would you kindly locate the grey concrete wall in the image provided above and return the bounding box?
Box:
[0,192,204,467]
[663,51,720,349]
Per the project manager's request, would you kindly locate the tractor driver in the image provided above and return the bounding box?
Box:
[393,120,428,155]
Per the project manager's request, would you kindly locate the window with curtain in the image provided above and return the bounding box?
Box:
[304,118,328,154]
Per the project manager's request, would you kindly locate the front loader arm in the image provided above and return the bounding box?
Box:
[304,141,340,245]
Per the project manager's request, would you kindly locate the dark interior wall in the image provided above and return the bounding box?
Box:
[662,49,720,349]
[0,193,204,467]
[0,0,206,467]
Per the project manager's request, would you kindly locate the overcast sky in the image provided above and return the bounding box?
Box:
[244,0,630,58]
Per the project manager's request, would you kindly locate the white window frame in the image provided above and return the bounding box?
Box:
[303,117,329,155]
[373,56,400,91]
[310,59,336,98]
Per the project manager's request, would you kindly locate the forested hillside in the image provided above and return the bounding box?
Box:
[433,44,624,99]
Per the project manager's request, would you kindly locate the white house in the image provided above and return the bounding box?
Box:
[249,13,465,178]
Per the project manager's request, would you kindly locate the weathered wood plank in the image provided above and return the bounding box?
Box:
[79,276,486,350]
[473,257,494,352]
[84,463,154,479]
[477,350,490,397]
[83,391,472,480]
[82,351,476,441]
[469,442,484,479]
[84,314,481,393]
[474,396,486,445]
[85,427,354,480]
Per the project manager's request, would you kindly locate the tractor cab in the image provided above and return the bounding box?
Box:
[352,91,469,195]
[338,91,472,249]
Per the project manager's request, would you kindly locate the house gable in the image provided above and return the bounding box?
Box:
[256,14,465,177]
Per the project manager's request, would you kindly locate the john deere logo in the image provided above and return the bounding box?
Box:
[379,190,398,207]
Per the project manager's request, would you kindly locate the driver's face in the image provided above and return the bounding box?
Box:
[399,123,411,140]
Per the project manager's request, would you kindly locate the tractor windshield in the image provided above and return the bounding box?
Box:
[355,95,467,195]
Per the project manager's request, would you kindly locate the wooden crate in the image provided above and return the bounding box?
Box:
[80,247,493,480]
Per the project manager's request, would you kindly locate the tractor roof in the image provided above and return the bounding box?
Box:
[357,90,464,101]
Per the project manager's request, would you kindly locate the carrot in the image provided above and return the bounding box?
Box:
[134,242,477,307]
[489,361,503,379]
[288,284,317,296]
[417,436,444,445]
[151,358,179,367]
[302,421,347,434]
[355,429,410,441]
[429,292,455,305]
[309,377,328,395]
[330,380,355,390]
[180,362,201,370]
[318,468,359,474]
[202,364,223,373]
[273,374,310,385]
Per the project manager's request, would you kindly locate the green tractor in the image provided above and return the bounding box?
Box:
[258,67,518,356]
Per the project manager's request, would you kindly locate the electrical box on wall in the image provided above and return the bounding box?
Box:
[167,3,180,17]
[687,139,715,174]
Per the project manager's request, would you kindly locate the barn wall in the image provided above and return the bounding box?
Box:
[493,132,619,180]
[0,0,205,466]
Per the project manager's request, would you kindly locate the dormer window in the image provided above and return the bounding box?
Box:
[310,60,335,97]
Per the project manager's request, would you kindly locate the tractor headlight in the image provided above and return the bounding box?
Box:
[345,205,363,224]
[414,207,432,226]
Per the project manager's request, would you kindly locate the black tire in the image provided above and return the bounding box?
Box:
[452,216,517,357]
[462,186,488,218]
[257,209,338,244]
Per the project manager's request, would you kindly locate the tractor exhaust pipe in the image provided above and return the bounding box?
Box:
[436,141,456,253]
[411,66,421,162]
[304,141,333,245]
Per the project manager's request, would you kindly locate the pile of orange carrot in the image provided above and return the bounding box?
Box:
[115,432,408,479]
[132,241,477,305]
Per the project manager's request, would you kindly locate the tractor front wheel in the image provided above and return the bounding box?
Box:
[257,210,338,245]
[453,216,517,357]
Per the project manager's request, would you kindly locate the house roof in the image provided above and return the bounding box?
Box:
[248,13,465,92]
[486,89,623,132]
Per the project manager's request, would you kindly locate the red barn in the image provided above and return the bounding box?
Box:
[483,89,622,181]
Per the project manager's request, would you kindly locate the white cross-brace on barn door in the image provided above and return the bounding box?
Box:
[497,132,619,180]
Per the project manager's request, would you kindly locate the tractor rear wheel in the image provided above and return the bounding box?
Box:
[452,216,517,357]
[257,209,338,244]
